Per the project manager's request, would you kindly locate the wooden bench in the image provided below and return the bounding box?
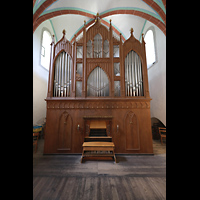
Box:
[81,142,116,163]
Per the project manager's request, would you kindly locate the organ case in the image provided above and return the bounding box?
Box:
[44,17,153,154]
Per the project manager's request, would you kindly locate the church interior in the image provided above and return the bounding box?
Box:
[33,0,166,199]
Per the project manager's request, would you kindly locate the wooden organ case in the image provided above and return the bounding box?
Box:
[44,17,153,154]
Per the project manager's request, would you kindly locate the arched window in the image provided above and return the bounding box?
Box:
[144,29,156,69]
[40,30,52,70]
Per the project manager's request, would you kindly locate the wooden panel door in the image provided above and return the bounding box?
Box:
[125,111,140,150]
[57,111,72,151]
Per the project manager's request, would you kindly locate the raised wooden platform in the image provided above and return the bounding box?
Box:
[81,142,116,163]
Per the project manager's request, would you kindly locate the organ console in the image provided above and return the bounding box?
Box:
[44,15,153,155]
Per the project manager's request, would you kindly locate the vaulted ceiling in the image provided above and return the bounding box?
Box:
[33,0,166,42]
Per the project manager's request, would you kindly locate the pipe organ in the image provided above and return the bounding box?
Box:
[44,17,153,154]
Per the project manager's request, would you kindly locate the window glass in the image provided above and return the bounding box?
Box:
[103,40,109,58]
[87,40,92,58]
[113,45,119,57]
[114,81,120,96]
[94,34,102,58]
[77,46,83,58]
[41,30,52,70]
[76,63,83,76]
[144,30,156,68]
[114,63,120,76]
[76,81,82,97]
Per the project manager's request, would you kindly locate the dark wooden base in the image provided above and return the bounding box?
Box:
[44,98,153,154]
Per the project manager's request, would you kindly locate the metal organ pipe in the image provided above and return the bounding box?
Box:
[58,55,61,97]
[126,56,129,97]
[53,52,71,97]
[138,59,143,96]
[128,53,132,97]
[69,54,71,97]
[125,57,128,96]
[134,53,138,96]
[64,54,67,97]
[137,53,141,96]
[125,50,143,97]
[67,55,70,97]
[54,59,57,97]
[87,66,109,97]
[61,52,65,97]
[131,51,135,97]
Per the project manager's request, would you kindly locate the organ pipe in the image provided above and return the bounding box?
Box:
[134,53,138,96]
[64,54,67,97]
[53,46,143,98]
[87,66,109,97]
[58,55,61,97]
[61,52,65,97]
[138,60,143,96]
[125,50,143,96]
[131,51,135,96]
[53,52,72,97]
[129,53,132,97]
[67,54,70,97]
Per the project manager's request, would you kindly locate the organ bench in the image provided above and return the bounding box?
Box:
[81,141,116,163]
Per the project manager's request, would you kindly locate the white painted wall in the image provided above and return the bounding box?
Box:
[33,21,53,125]
[143,21,166,126]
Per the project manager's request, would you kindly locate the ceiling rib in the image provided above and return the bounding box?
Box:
[33,0,166,36]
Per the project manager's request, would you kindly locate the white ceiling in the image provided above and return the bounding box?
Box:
[45,0,157,14]
[33,0,166,42]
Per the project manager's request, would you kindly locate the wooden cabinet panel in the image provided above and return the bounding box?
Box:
[125,111,140,150]
[57,111,72,151]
